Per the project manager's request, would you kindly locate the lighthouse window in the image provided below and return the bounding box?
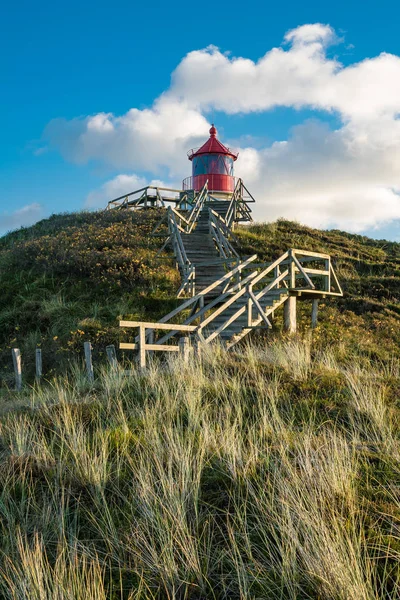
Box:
[224,157,234,176]
[193,154,234,176]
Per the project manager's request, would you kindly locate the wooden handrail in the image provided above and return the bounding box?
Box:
[155,254,258,327]
[248,289,272,328]
[209,216,239,260]
[249,251,290,287]
[184,181,208,231]
[291,252,315,290]
[196,248,337,344]
[120,247,343,362]
[155,270,259,346]
[120,321,197,332]
[107,184,184,205]
[209,209,240,253]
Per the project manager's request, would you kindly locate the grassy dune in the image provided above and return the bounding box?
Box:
[0,210,178,383]
[1,212,400,384]
[0,211,399,597]
[0,340,399,598]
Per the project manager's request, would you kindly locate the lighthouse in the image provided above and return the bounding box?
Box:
[183,125,238,197]
[107,123,255,220]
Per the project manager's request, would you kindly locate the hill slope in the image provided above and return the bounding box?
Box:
[0,210,399,598]
[1,210,400,381]
[0,210,179,382]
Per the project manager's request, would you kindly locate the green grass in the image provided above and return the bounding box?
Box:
[0,210,180,382]
[0,340,399,598]
[235,219,400,361]
[1,211,400,382]
[2,211,400,384]
[0,210,399,597]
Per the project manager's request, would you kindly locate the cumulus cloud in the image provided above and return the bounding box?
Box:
[169,26,400,121]
[46,98,209,177]
[284,23,337,46]
[236,120,400,231]
[85,174,148,208]
[45,23,400,232]
[90,118,399,232]
[0,203,43,235]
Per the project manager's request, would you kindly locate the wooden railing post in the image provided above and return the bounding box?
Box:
[11,348,22,391]
[84,341,94,381]
[236,258,241,288]
[199,295,205,322]
[274,265,280,289]
[106,345,118,369]
[325,258,331,292]
[138,325,146,370]
[247,289,253,327]
[193,337,202,359]
[179,337,191,363]
[284,297,297,334]
[289,250,296,289]
[35,348,42,382]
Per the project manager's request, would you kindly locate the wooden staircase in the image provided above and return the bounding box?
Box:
[181,232,226,298]
[119,182,343,367]
[195,201,230,232]
[206,289,289,348]
[181,201,235,297]
[120,248,343,367]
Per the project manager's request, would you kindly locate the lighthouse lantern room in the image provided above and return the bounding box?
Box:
[183,125,238,196]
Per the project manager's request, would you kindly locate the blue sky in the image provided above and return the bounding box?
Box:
[2,0,400,238]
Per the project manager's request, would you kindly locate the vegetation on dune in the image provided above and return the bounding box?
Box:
[236,220,400,360]
[1,211,400,383]
[0,210,399,597]
[0,210,179,382]
[0,341,399,598]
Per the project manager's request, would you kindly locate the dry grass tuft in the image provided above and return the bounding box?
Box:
[0,338,398,598]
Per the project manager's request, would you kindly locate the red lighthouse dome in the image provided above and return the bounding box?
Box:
[183,125,238,194]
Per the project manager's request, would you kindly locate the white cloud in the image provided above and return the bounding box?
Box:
[235,119,400,231]
[0,203,43,234]
[169,28,400,122]
[46,98,209,177]
[85,174,148,208]
[45,23,400,233]
[284,23,337,46]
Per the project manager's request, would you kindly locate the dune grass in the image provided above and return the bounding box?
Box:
[1,212,400,384]
[0,337,398,599]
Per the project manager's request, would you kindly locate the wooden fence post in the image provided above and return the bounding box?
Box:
[11,348,22,391]
[311,299,319,329]
[138,325,146,370]
[84,342,94,381]
[284,296,297,334]
[35,348,42,382]
[106,345,118,369]
[179,337,191,363]
[193,338,202,359]
[247,294,253,327]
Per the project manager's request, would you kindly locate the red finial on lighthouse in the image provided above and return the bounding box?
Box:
[209,124,217,137]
